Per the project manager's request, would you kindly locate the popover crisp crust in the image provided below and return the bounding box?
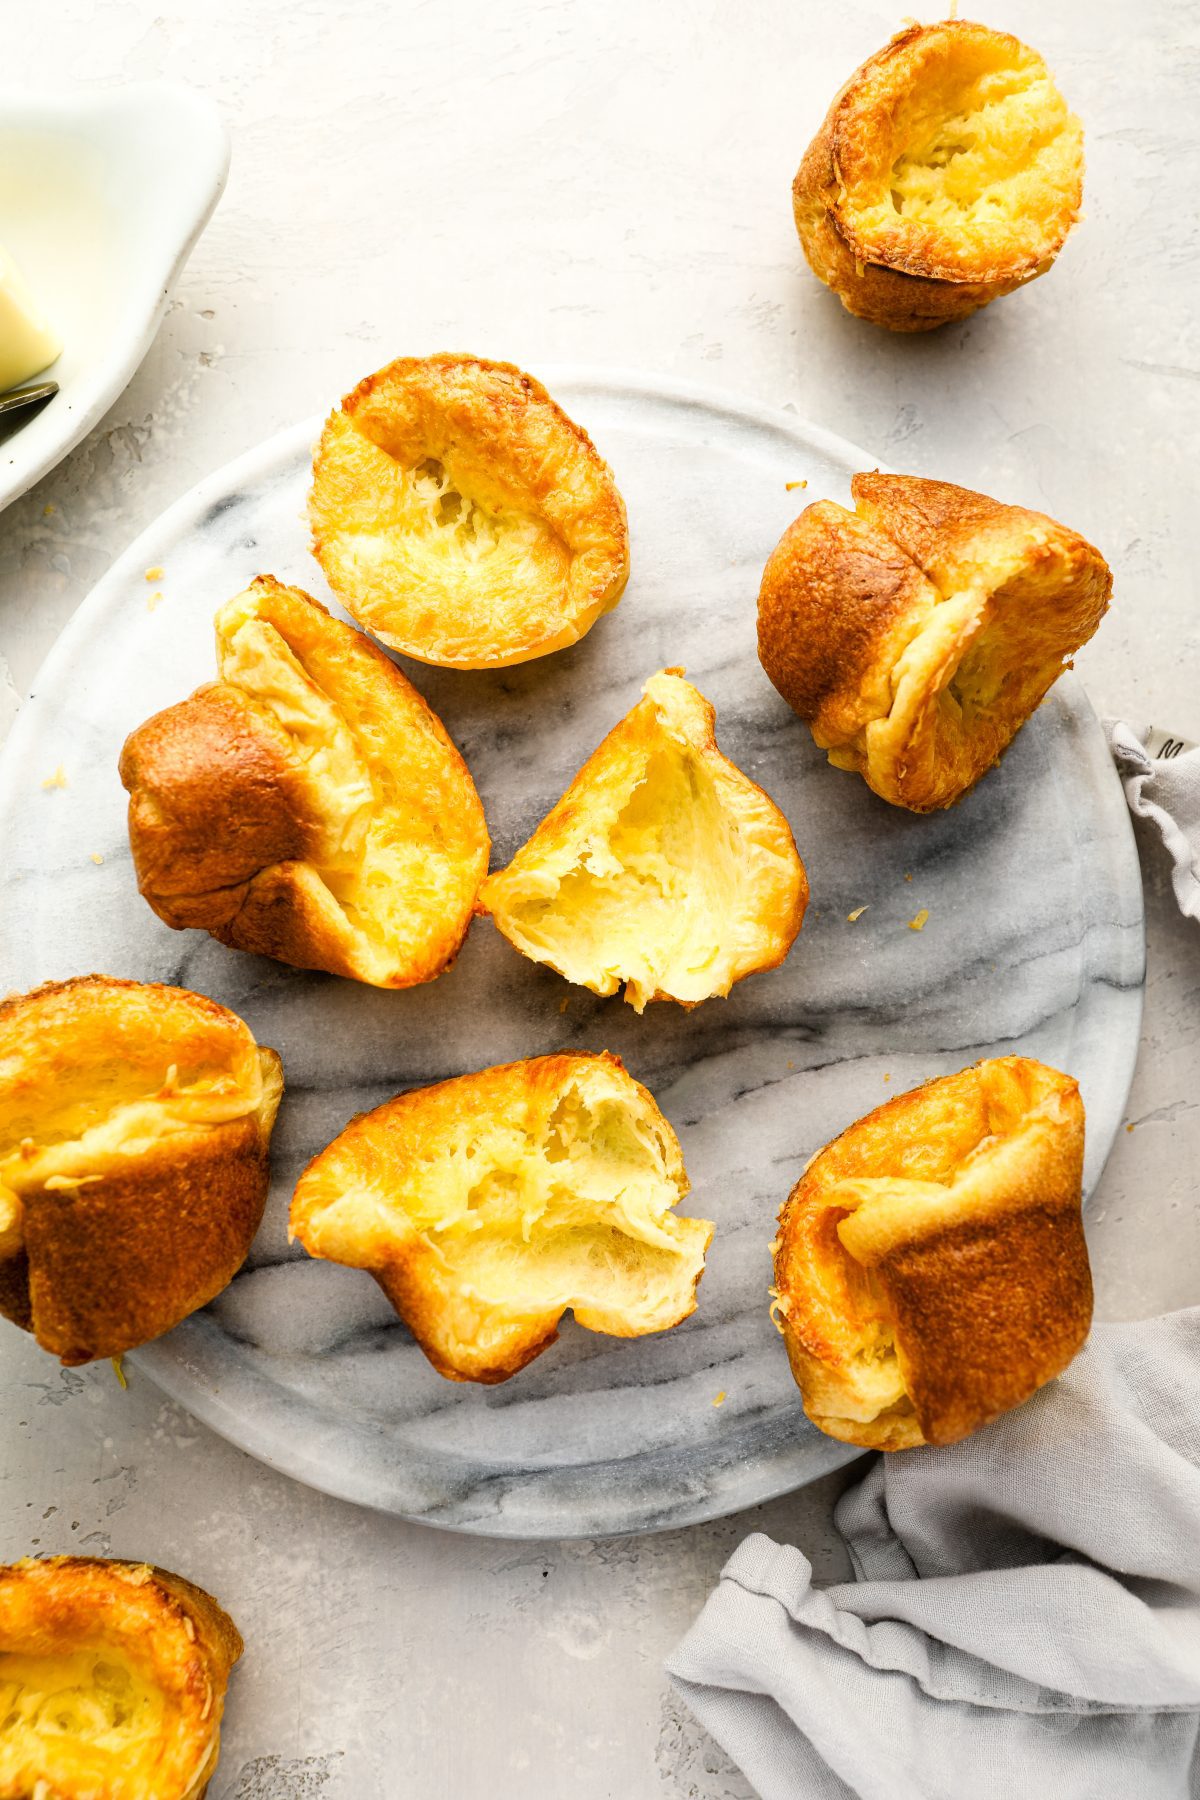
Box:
[773,1058,1091,1450]
[120,576,490,988]
[479,669,808,1011]
[0,975,282,1364]
[794,21,1084,330]
[758,473,1111,812]
[0,1555,241,1800]
[290,1052,713,1384]
[309,353,629,667]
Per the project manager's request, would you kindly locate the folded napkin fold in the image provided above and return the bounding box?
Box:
[667,1310,1200,1800]
[1108,721,1200,919]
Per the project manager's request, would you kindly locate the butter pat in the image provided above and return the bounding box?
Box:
[0,241,61,390]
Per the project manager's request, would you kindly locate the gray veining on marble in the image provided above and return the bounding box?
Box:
[0,376,1145,1536]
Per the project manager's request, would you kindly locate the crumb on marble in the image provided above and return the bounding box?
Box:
[908,909,929,932]
[90,852,104,865]
[43,503,54,517]
[558,997,569,1014]
[110,1357,127,1389]
[144,565,165,582]
[1126,1121,1135,1133]
[41,765,67,790]
[785,479,808,491]
[904,872,913,882]
[883,1073,891,1082]
[147,591,164,613]
[847,905,868,922]
[712,1391,727,1407]
[786,1059,795,1070]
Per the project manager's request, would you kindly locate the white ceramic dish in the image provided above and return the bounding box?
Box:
[0,83,229,513]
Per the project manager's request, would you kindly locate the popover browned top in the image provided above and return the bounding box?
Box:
[309,353,629,667]
[773,1057,1091,1450]
[793,20,1084,330]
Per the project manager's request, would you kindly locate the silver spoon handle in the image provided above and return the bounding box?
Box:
[0,380,59,417]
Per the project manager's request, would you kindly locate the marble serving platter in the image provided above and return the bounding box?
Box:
[0,372,1146,1537]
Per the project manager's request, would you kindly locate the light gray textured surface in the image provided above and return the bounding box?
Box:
[1,0,1198,1793]
[0,387,1142,1536]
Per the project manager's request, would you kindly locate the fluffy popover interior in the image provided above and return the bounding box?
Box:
[0,1556,241,1800]
[309,354,629,667]
[773,1058,1091,1449]
[121,576,489,987]
[758,474,1111,812]
[793,20,1084,330]
[0,976,282,1364]
[479,670,808,1011]
[290,1052,713,1383]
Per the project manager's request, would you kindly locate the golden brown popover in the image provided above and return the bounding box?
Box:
[793,21,1084,330]
[478,670,808,1011]
[120,576,489,987]
[0,1555,241,1800]
[758,474,1111,813]
[290,1051,713,1383]
[0,976,282,1365]
[773,1057,1091,1450]
[309,353,629,667]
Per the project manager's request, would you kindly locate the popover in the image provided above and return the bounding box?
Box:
[0,976,282,1365]
[120,576,489,987]
[479,670,808,1011]
[309,353,629,667]
[0,1555,241,1800]
[773,1057,1091,1450]
[793,20,1084,331]
[757,473,1111,812]
[290,1051,713,1383]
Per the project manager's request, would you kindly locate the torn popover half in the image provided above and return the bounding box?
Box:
[120,576,489,987]
[758,474,1111,813]
[773,1058,1091,1450]
[309,353,629,667]
[0,1555,241,1800]
[479,670,808,1012]
[793,20,1084,331]
[290,1052,713,1384]
[0,976,282,1365]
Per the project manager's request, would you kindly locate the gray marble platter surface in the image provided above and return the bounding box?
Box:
[0,371,1146,1537]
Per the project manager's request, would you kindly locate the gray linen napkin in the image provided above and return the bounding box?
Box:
[1108,722,1200,919]
[667,1312,1200,1800]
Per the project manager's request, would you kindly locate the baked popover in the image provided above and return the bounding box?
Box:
[479,670,808,1011]
[773,1057,1091,1450]
[793,20,1084,331]
[309,353,629,667]
[0,976,282,1365]
[290,1051,713,1383]
[758,473,1111,813]
[120,575,489,987]
[0,1556,241,1800]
